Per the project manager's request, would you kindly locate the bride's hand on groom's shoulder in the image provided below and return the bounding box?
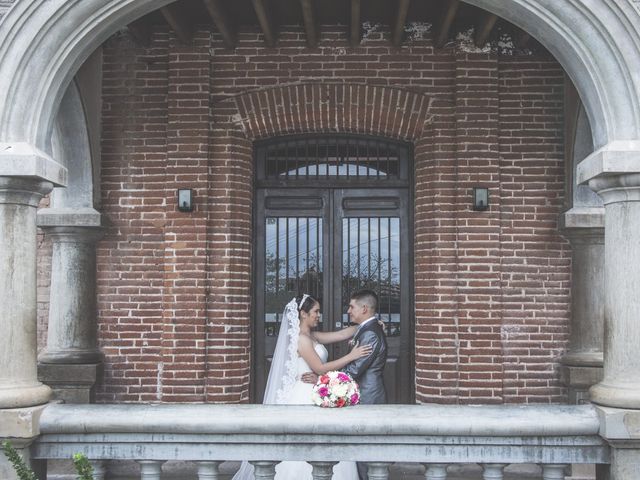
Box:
[349,342,373,360]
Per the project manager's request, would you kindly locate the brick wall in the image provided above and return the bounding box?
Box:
[88,23,569,404]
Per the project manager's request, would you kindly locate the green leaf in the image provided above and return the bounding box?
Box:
[1,441,39,480]
[72,452,94,480]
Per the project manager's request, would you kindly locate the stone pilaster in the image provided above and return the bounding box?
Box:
[37,210,103,402]
[560,208,605,404]
[0,177,54,409]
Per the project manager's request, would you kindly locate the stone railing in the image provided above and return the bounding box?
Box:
[32,403,609,479]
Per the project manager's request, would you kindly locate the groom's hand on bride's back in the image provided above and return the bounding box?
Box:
[301,372,318,384]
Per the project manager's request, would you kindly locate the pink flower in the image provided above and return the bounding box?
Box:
[318,387,329,397]
[350,393,360,405]
[319,375,330,384]
[337,373,350,382]
[336,398,346,407]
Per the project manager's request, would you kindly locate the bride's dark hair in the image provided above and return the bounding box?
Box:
[296,294,319,313]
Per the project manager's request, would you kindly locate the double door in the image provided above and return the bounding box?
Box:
[254,187,413,403]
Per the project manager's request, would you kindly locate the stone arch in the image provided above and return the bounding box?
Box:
[0,0,638,178]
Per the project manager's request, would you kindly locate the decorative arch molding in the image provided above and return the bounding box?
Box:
[0,0,639,177]
[49,80,95,210]
[221,83,433,142]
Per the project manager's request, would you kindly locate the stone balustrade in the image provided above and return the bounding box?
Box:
[32,403,609,479]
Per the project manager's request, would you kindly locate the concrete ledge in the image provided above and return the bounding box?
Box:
[0,142,67,186]
[33,404,609,464]
[38,404,602,437]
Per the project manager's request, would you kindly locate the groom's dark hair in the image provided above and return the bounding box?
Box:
[350,289,378,314]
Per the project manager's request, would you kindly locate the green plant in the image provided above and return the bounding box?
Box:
[1,441,39,480]
[72,453,94,480]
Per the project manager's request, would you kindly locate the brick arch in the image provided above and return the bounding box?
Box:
[222,83,434,142]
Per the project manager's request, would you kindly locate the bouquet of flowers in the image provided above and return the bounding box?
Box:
[312,371,360,407]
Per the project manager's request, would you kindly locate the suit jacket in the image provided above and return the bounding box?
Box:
[342,319,387,404]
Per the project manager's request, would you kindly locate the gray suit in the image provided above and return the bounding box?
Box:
[343,319,387,404]
[343,320,387,480]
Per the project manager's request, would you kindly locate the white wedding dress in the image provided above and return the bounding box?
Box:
[232,297,358,480]
[273,342,358,480]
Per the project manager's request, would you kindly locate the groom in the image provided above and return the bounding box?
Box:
[342,289,387,480]
[342,289,387,405]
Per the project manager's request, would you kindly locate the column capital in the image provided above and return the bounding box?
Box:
[577,141,640,204]
[38,224,105,245]
[37,207,103,229]
[0,143,66,187]
[0,177,54,206]
[559,207,604,243]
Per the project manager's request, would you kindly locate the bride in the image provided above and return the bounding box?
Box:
[232,294,369,480]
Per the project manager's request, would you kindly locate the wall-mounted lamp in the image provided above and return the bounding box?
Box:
[473,187,489,211]
[177,189,194,212]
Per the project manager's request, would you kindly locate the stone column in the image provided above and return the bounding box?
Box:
[0,144,66,480]
[578,148,640,480]
[0,177,53,409]
[560,208,605,404]
[585,173,640,409]
[37,212,104,403]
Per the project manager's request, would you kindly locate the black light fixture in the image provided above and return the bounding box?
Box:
[177,189,194,212]
[473,187,489,211]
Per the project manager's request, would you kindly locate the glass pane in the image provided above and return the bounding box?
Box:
[342,217,400,336]
[265,217,323,336]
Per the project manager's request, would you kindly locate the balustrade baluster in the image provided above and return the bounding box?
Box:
[309,461,337,480]
[89,460,106,480]
[138,460,165,480]
[367,462,393,480]
[542,464,569,480]
[250,461,278,480]
[482,463,507,480]
[423,463,448,480]
[197,461,221,480]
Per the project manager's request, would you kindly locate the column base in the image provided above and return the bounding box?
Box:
[562,351,604,368]
[590,381,640,410]
[37,363,101,403]
[0,403,49,480]
[0,383,51,409]
[38,348,103,364]
[562,364,603,404]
